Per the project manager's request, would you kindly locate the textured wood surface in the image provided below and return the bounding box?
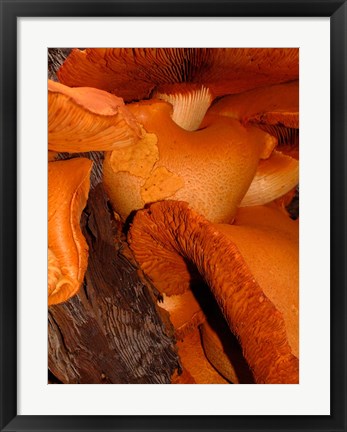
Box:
[48,184,180,383]
[48,48,72,81]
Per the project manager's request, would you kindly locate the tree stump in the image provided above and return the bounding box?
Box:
[48,183,180,383]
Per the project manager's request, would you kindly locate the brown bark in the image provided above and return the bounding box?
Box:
[48,48,72,81]
[48,183,180,383]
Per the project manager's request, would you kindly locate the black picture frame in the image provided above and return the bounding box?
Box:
[1,1,346,431]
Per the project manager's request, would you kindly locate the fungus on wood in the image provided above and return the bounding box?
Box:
[48,48,300,384]
[57,48,298,131]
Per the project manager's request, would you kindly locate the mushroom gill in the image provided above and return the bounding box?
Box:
[57,48,298,131]
[48,158,92,306]
[48,80,143,153]
[240,150,299,207]
[128,201,299,384]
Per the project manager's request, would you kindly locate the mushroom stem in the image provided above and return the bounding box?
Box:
[129,201,298,383]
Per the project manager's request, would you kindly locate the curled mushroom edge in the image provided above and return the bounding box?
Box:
[128,200,299,384]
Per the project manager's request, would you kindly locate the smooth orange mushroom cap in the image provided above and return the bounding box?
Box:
[208,80,299,128]
[103,99,277,224]
[48,158,92,305]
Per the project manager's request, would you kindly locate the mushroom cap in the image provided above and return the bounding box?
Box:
[208,80,299,128]
[57,48,298,102]
[207,81,299,206]
[48,158,92,305]
[128,201,298,383]
[48,80,142,152]
[216,205,299,359]
[103,99,276,223]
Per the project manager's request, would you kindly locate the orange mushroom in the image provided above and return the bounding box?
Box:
[207,81,299,206]
[57,48,298,131]
[240,150,299,207]
[103,99,276,223]
[47,48,300,385]
[48,80,143,153]
[128,201,299,384]
[48,158,92,305]
[208,80,299,127]
[56,49,298,223]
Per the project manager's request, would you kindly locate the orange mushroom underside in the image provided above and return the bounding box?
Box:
[48,80,142,153]
[57,48,298,102]
[128,201,299,384]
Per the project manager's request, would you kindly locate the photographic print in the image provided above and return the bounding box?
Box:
[47,48,299,385]
[2,0,345,427]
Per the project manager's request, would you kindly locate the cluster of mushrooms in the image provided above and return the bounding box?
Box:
[48,48,299,384]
